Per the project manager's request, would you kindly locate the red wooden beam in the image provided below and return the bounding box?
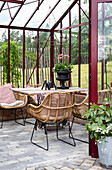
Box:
[78,0,81,87]
[37,31,39,84]
[101,3,104,90]
[69,10,71,87]
[8,28,10,83]
[0,0,23,4]
[0,24,50,32]
[23,30,25,87]
[54,22,89,32]
[50,31,54,82]
[60,22,62,54]
[89,0,98,158]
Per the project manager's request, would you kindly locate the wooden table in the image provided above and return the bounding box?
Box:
[10,87,88,96]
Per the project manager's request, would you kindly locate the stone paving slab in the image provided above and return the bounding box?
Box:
[0,118,107,170]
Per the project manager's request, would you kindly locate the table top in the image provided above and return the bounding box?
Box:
[10,87,88,96]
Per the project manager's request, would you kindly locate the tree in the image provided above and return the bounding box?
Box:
[0,41,21,86]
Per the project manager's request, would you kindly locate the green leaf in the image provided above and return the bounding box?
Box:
[90,133,94,139]
[101,124,106,130]
[105,117,112,122]
[91,123,99,131]
[106,111,110,117]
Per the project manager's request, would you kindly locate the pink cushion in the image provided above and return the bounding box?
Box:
[0,83,16,104]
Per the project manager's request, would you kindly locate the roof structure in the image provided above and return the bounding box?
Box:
[0,0,79,31]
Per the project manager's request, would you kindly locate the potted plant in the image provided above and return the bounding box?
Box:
[52,54,73,89]
[82,97,112,169]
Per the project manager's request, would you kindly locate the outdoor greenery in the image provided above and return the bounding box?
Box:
[82,97,112,143]
[0,41,21,86]
[0,1,112,87]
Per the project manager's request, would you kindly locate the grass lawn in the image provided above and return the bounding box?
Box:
[0,61,112,89]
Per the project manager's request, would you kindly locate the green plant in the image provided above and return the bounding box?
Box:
[82,97,112,143]
[0,41,22,86]
[52,54,73,71]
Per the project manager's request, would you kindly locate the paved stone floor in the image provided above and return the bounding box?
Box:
[0,118,108,170]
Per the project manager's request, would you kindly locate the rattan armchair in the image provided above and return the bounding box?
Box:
[71,94,89,144]
[27,91,76,150]
[98,89,112,103]
[71,89,111,143]
[0,91,28,128]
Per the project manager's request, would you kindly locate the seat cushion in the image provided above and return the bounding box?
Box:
[0,100,24,108]
[0,83,16,104]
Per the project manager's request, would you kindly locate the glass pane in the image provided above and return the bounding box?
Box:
[98,2,112,102]
[27,0,74,29]
[81,0,89,23]
[0,2,21,25]
[71,27,79,87]
[71,3,79,26]
[81,25,89,88]
[0,29,8,85]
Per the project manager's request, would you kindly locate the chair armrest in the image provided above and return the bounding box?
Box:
[74,95,89,107]
[13,92,28,106]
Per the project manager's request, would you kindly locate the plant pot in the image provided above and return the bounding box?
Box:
[56,70,71,89]
[98,136,112,169]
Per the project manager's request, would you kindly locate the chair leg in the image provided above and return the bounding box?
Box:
[24,112,35,125]
[30,120,49,151]
[56,121,76,147]
[69,116,89,144]
[0,110,4,129]
[14,109,25,126]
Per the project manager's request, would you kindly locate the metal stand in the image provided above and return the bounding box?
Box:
[0,109,4,129]
[24,112,35,125]
[14,109,25,126]
[56,121,76,147]
[69,116,89,144]
[30,120,76,150]
[30,120,49,151]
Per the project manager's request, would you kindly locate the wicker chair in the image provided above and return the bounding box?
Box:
[70,94,89,143]
[71,89,111,143]
[98,89,112,103]
[0,90,28,128]
[27,91,76,150]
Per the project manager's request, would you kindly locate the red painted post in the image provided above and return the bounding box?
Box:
[78,0,81,87]
[23,30,25,87]
[89,0,99,158]
[37,31,39,84]
[8,28,10,83]
[50,31,54,83]
[60,22,62,54]
[101,3,104,90]
[69,10,71,87]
